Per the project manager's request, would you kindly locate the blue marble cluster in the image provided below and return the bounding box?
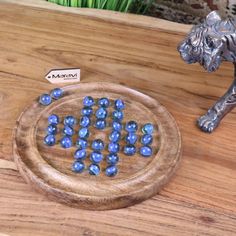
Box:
[88,139,105,175]
[44,114,60,146]
[94,97,109,130]
[123,121,138,156]
[73,96,95,173]
[43,93,155,177]
[60,115,76,149]
[105,99,125,177]
[139,123,154,157]
[39,88,63,106]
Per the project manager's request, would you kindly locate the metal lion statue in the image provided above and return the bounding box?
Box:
[178,11,236,133]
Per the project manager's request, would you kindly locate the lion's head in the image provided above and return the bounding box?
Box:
[178,11,235,72]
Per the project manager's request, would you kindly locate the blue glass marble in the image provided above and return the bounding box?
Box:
[81,107,93,117]
[39,94,52,106]
[124,145,136,156]
[112,121,122,131]
[74,148,87,160]
[114,99,125,110]
[98,97,110,108]
[112,110,124,121]
[78,127,89,139]
[44,134,56,146]
[47,124,57,135]
[108,142,120,153]
[64,116,76,127]
[72,161,85,173]
[125,132,137,145]
[90,151,103,164]
[63,125,74,136]
[140,146,152,157]
[60,136,73,149]
[95,107,107,119]
[83,96,95,107]
[95,119,106,130]
[141,134,153,145]
[48,114,59,125]
[142,123,154,134]
[50,88,63,100]
[80,116,91,127]
[76,138,88,149]
[88,164,100,176]
[106,153,119,165]
[125,121,138,132]
[91,139,104,151]
[105,165,118,177]
[109,131,121,143]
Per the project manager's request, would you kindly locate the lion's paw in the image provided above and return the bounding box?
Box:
[197,112,220,133]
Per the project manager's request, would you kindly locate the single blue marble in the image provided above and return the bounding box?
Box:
[90,151,103,164]
[112,110,124,121]
[95,119,106,130]
[109,130,121,143]
[98,97,110,108]
[74,148,87,160]
[83,96,95,107]
[76,138,88,149]
[106,153,119,165]
[91,139,104,151]
[112,121,122,131]
[140,146,152,157]
[125,121,138,132]
[88,164,100,176]
[64,116,76,127]
[81,107,93,117]
[47,124,57,135]
[50,88,63,100]
[63,125,74,136]
[125,132,137,145]
[48,114,59,125]
[114,99,125,110]
[124,145,136,156]
[142,123,154,134]
[60,135,73,148]
[108,142,120,153]
[44,134,56,146]
[95,107,107,119]
[60,136,73,149]
[80,116,91,127]
[141,134,153,145]
[39,94,52,106]
[105,165,118,177]
[78,127,89,139]
[72,161,85,173]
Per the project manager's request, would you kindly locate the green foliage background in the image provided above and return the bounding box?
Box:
[47,0,154,14]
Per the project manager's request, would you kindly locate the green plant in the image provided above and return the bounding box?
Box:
[47,0,154,14]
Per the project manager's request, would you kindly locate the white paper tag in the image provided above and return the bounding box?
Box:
[45,68,80,84]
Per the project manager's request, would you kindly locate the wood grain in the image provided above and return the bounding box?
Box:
[0,1,235,235]
[13,82,181,210]
[0,0,192,33]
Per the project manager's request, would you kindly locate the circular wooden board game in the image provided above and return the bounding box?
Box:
[13,82,182,210]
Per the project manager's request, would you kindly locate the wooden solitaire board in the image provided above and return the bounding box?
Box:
[13,82,182,210]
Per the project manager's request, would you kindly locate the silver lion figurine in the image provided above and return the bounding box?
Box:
[178,11,236,133]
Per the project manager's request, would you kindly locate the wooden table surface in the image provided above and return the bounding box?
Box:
[0,1,235,236]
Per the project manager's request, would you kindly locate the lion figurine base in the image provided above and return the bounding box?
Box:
[178,11,236,133]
